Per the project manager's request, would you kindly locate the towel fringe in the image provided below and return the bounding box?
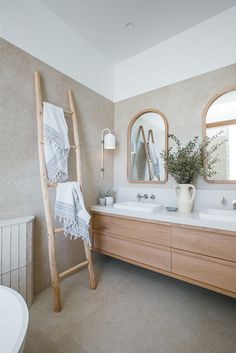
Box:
[55,215,91,245]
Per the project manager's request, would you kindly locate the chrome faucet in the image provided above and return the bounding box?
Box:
[137,193,148,202]
[232,200,236,210]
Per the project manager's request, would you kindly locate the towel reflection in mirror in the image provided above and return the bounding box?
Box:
[128,109,168,183]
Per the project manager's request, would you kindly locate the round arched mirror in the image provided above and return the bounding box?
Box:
[127,109,168,183]
[203,88,236,183]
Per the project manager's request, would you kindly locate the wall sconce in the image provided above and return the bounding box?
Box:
[101,128,115,178]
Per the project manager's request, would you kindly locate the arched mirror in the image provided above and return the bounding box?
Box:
[203,88,236,183]
[127,109,168,183]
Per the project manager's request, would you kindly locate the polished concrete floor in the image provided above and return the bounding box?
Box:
[25,256,236,353]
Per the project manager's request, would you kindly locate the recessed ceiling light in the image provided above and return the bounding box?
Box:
[125,22,135,30]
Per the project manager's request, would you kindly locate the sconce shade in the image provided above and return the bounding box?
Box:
[104,133,115,149]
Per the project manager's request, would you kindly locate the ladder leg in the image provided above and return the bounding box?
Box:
[68,88,97,290]
[35,71,61,312]
[48,233,62,312]
[83,242,96,289]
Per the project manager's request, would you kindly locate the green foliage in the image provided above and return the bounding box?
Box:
[160,133,225,184]
[101,190,116,197]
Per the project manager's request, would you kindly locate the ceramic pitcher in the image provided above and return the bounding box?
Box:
[174,184,196,213]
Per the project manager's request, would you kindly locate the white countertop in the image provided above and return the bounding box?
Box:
[91,205,236,233]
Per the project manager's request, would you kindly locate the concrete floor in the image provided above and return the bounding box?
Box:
[24,256,236,353]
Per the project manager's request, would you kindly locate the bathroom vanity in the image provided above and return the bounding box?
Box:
[91,206,236,298]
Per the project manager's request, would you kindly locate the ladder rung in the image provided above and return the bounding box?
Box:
[47,164,77,187]
[40,110,73,117]
[47,182,57,187]
[41,142,77,149]
[64,110,73,116]
[54,227,64,233]
[58,260,89,280]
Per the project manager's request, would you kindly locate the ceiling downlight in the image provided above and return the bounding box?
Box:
[125,22,135,30]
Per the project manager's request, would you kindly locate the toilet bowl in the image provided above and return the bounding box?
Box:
[0,285,29,353]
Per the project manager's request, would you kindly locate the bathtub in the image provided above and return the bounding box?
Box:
[0,285,29,353]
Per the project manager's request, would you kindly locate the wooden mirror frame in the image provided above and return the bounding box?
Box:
[127,108,168,184]
[202,86,236,184]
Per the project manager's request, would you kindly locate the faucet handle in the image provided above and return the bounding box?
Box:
[136,193,141,201]
[150,194,156,200]
[232,200,236,210]
[137,193,148,201]
[221,197,227,205]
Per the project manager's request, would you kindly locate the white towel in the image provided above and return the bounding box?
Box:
[132,142,147,180]
[148,141,160,180]
[43,102,70,182]
[54,182,91,245]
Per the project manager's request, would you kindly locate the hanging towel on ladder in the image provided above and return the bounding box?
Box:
[43,102,70,182]
[148,141,160,180]
[54,182,91,245]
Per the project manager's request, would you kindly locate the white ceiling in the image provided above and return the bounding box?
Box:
[41,0,236,64]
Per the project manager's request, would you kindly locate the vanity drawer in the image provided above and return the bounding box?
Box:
[172,226,236,262]
[93,214,171,247]
[172,249,236,293]
[93,232,171,271]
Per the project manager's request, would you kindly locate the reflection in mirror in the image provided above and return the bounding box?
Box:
[204,89,236,182]
[128,109,168,183]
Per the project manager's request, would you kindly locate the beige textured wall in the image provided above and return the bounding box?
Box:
[0,39,114,294]
[1,36,236,296]
[114,64,236,190]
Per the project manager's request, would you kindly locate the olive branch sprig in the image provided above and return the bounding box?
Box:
[160,133,226,184]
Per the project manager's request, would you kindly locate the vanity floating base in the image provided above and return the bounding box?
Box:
[92,212,236,298]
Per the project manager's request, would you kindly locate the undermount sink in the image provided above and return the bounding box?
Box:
[199,208,236,223]
[113,201,163,213]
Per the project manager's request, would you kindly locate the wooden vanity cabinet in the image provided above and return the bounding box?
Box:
[93,213,171,246]
[92,213,171,272]
[92,212,236,298]
[172,226,236,262]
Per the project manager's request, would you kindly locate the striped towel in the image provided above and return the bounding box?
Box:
[43,102,70,182]
[148,141,160,180]
[54,182,91,245]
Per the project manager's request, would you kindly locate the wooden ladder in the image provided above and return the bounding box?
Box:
[34,71,96,312]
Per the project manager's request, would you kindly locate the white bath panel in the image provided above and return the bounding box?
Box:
[2,272,10,287]
[0,216,34,306]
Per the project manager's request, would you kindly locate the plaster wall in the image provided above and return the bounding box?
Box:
[0,38,114,294]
